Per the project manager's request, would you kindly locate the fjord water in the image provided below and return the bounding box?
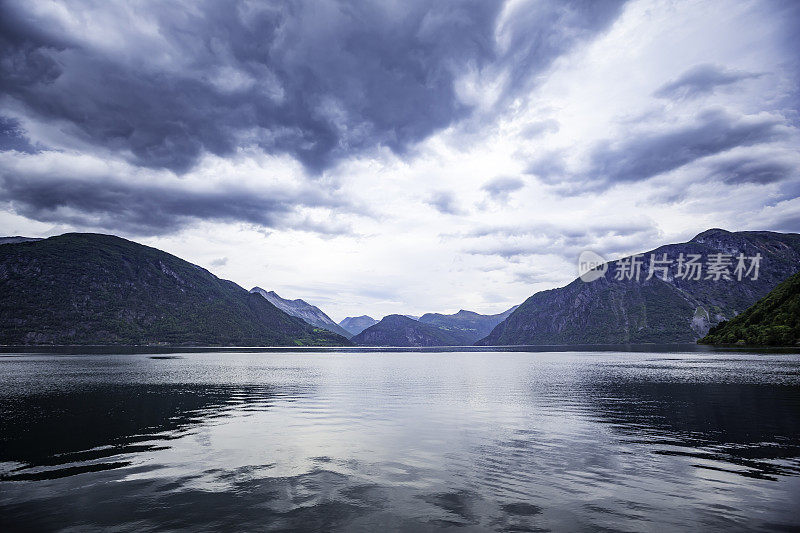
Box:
[1,350,799,531]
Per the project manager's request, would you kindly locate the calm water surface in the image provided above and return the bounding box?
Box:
[1,350,799,531]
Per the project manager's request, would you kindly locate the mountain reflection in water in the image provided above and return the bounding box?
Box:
[1,350,798,531]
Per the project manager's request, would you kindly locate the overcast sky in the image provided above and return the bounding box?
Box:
[1,0,799,321]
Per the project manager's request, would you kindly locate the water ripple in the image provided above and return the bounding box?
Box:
[0,350,798,531]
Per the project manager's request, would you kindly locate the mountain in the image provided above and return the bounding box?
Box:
[0,233,349,346]
[699,270,800,346]
[0,236,42,245]
[478,229,800,346]
[351,314,465,346]
[346,307,518,345]
[339,315,378,336]
[249,287,352,339]
[418,307,518,345]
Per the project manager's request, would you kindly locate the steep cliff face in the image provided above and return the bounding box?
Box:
[0,233,350,346]
[250,287,352,339]
[479,229,800,345]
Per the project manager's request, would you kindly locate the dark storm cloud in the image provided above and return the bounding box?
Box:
[709,157,794,184]
[0,0,627,176]
[585,110,785,186]
[426,191,465,215]
[0,171,352,236]
[529,109,787,191]
[0,0,502,173]
[654,64,761,100]
[0,116,37,153]
[482,177,524,201]
[492,0,627,99]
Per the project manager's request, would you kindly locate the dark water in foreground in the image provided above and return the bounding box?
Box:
[1,350,799,531]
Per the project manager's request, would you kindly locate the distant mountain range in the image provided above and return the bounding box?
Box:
[351,315,464,346]
[479,229,800,346]
[339,315,378,336]
[3,228,797,348]
[249,288,353,339]
[700,269,800,346]
[0,233,349,346]
[350,307,517,347]
[418,307,518,345]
